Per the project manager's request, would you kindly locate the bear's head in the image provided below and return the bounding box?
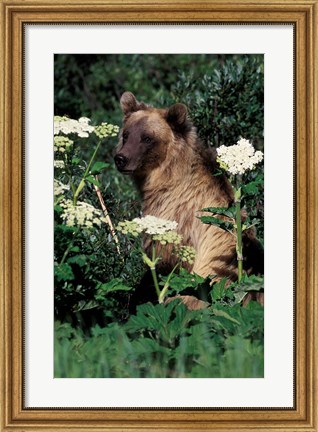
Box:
[114,92,191,177]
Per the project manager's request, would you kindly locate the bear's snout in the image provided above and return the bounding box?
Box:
[114,154,129,171]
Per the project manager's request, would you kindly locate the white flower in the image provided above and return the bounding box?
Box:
[116,220,143,237]
[54,180,69,196]
[60,199,106,229]
[177,245,196,265]
[133,215,178,235]
[54,135,74,152]
[54,160,65,169]
[94,122,120,139]
[54,116,95,137]
[152,231,183,245]
[216,138,263,176]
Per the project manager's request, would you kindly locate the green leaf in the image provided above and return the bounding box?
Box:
[210,278,227,301]
[160,268,205,294]
[85,175,101,187]
[67,254,87,267]
[125,300,197,343]
[224,275,264,305]
[90,161,110,175]
[199,215,234,231]
[242,177,263,196]
[236,274,264,292]
[54,263,74,282]
[54,204,63,214]
[201,206,236,218]
[71,157,81,166]
[212,307,241,325]
[232,291,248,304]
[130,338,171,355]
[97,278,132,295]
[69,246,80,253]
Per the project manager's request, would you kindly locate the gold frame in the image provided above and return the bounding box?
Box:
[0,0,317,430]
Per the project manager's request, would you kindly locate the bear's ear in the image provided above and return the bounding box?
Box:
[166,103,190,134]
[120,92,146,115]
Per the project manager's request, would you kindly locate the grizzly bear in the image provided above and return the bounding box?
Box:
[114,92,263,281]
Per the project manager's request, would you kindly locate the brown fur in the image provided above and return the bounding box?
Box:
[115,92,262,280]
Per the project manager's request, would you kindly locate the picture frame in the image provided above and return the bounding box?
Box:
[0,0,317,430]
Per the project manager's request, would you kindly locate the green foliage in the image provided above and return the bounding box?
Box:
[55,298,264,378]
[90,161,110,175]
[55,54,223,125]
[170,55,264,149]
[210,274,264,305]
[54,54,264,378]
[201,206,236,218]
[54,122,145,324]
[242,169,264,240]
[160,268,206,295]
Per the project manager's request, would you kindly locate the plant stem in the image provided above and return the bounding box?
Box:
[150,267,161,299]
[158,263,179,304]
[93,175,121,256]
[235,183,243,283]
[59,229,79,265]
[150,244,161,298]
[73,139,102,205]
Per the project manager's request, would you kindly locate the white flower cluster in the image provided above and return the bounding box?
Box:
[94,122,120,139]
[54,160,65,169]
[54,179,69,196]
[133,215,178,235]
[152,231,182,245]
[60,199,106,229]
[177,245,196,265]
[54,116,95,138]
[116,220,143,237]
[216,138,263,175]
[54,136,74,153]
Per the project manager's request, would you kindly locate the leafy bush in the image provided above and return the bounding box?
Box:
[170,56,264,149]
[54,118,145,325]
[54,54,264,378]
[55,294,264,378]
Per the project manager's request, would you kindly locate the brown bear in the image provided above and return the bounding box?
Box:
[114,92,263,281]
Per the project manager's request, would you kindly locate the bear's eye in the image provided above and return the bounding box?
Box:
[122,131,129,142]
[142,136,152,144]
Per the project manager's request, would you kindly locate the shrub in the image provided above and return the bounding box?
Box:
[54,54,264,378]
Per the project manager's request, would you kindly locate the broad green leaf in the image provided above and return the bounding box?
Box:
[125,301,191,338]
[201,206,236,218]
[168,303,195,340]
[69,246,80,253]
[67,254,87,268]
[199,215,234,231]
[210,277,227,301]
[160,269,205,294]
[97,278,132,295]
[236,274,264,292]
[90,161,110,175]
[54,263,74,282]
[71,157,81,166]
